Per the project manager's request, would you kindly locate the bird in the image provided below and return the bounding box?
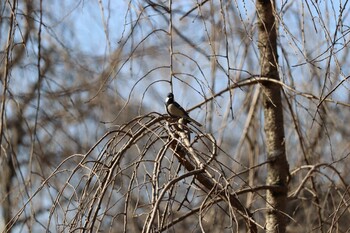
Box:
[165,93,202,127]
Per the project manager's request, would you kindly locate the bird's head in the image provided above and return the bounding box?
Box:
[166,93,174,104]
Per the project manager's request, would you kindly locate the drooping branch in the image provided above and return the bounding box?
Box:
[166,120,258,233]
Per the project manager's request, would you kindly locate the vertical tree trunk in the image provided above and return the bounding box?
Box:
[256,0,289,232]
[0,156,14,233]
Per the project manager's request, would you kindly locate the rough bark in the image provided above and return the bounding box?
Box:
[256,0,289,232]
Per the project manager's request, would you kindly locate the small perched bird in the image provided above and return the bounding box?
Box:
[165,93,202,126]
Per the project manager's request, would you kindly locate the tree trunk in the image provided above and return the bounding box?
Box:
[256,0,289,232]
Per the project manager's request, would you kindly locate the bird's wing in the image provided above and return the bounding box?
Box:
[168,101,202,127]
[167,103,188,117]
[173,101,188,115]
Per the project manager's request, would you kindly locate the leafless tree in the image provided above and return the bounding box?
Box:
[1,0,350,232]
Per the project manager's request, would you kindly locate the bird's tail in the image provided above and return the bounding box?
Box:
[184,116,202,127]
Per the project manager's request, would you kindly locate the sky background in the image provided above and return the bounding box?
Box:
[2,1,350,232]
